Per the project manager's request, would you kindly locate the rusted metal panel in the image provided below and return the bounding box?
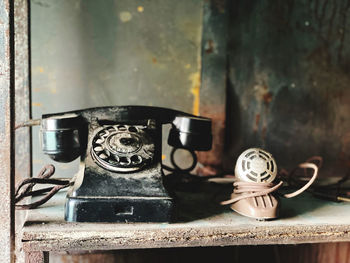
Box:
[198,0,228,172]
[227,0,350,175]
[14,1,31,262]
[0,0,15,262]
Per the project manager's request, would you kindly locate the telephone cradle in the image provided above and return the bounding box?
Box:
[40,106,212,222]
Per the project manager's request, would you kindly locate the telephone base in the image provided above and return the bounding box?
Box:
[64,196,173,222]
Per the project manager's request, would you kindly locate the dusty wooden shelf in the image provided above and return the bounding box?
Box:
[21,188,350,252]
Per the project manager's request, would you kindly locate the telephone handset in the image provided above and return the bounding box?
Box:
[40,106,212,222]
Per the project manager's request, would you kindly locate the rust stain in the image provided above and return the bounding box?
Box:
[263,91,273,105]
[152,57,157,64]
[254,114,261,132]
[189,72,201,115]
[32,102,42,107]
[197,108,225,171]
[205,39,215,54]
[253,81,273,141]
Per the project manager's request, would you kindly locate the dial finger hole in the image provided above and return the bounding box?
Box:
[131,155,142,164]
[117,125,127,131]
[113,155,120,162]
[94,146,103,152]
[108,159,119,165]
[99,153,108,159]
[101,130,110,137]
[106,126,115,132]
[119,156,131,166]
[128,126,138,132]
[104,149,111,157]
[95,138,104,144]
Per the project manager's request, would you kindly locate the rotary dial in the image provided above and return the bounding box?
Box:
[91,125,154,172]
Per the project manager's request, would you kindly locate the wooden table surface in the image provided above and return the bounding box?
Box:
[21,186,350,252]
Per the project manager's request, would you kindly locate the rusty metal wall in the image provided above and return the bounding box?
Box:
[0,0,15,262]
[225,0,350,175]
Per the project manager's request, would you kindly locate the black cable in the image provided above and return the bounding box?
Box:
[15,164,71,209]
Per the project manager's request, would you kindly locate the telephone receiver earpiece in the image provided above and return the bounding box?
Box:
[41,113,85,162]
[168,116,212,151]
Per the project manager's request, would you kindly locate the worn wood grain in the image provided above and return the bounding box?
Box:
[45,242,350,263]
[25,251,48,263]
[21,191,350,252]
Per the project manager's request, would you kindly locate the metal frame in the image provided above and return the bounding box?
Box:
[0,0,15,262]
[0,0,30,262]
[14,0,31,262]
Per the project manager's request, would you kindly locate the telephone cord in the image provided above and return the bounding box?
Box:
[15,164,71,210]
[220,158,321,206]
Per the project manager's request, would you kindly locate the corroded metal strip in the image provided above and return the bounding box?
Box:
[14,0,30,261]
[198,0,228,172]
[14,0,31,186]
[0,0,15,262]
[14,0,31,262]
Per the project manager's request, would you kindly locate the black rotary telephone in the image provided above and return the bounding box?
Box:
[40,106,212,222]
